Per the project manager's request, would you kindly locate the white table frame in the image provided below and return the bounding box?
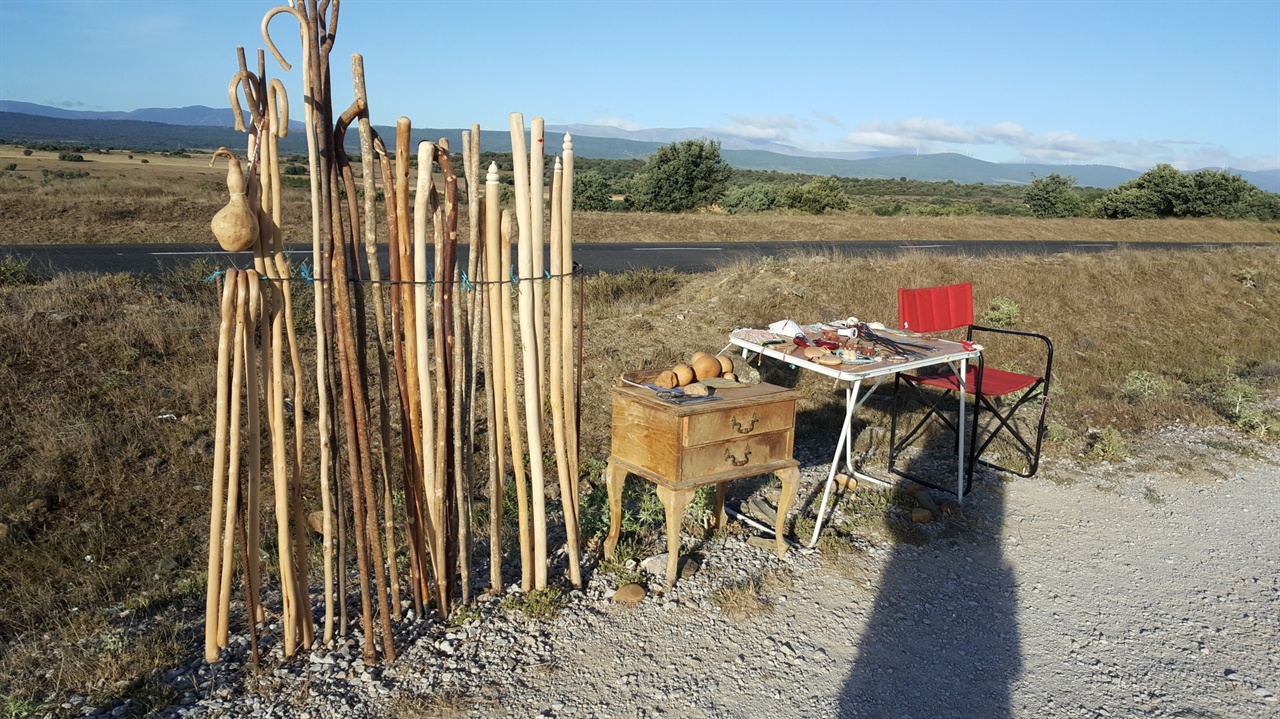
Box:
[727,331,981,548]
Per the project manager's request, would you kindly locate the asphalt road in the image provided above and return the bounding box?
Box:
[0,240,1265,277]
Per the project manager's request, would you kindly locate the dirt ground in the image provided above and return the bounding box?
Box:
[468,425,1280,719]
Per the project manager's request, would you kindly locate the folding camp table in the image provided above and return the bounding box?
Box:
[727,325,982,548]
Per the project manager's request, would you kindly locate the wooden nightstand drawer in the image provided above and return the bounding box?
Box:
[678,431,793,480]
[683,400,795,447]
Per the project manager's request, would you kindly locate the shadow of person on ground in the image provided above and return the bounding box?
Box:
[837,423,1021,718]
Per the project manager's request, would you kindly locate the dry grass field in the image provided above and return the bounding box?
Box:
[3,145,1279,246]
[1,145,1279,716]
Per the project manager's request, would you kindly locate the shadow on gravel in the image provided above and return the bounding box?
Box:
[838,429,1021,718]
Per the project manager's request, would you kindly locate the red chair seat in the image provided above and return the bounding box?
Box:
[906,366,1039,397]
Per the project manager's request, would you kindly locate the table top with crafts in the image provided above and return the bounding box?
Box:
[727,318,982,545]
[726,318,980,384]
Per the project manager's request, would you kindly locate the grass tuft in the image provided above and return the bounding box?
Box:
[1122,370,1172,402]
[1085,428,1127,461]
[499,586,565,622]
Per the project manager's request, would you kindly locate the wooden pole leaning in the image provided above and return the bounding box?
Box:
[377,132,429,614]
[351,54,402,622]
[243,273,264,632]
[205,269,238,664]
[483,164,507,592]
[441,146,471,606]
[529,117,547,410]
[561,134,579,500]
[499,210,532,591]
[548,158,582,587]
[510,112,548,589]
[264,3,335,643]
[334,102,396,662]
[414,141,443,615]
[266,80,315,651]
[432,143,460,613]
[217,271,249,645]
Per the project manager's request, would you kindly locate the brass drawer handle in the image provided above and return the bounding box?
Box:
[725,448,752,467]
[731,413,759,434]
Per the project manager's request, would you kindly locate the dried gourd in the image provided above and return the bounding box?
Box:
[210,147,259,252]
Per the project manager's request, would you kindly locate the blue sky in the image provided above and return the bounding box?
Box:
[1,0,1277,171]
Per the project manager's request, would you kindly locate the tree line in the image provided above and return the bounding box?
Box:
[571,139,1280,221]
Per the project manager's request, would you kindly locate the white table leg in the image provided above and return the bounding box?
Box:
[808,379,862,548]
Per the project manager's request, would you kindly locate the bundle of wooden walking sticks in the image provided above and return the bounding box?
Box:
[203,1,582,667]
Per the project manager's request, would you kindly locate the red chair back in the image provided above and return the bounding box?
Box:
[898,282,974,333]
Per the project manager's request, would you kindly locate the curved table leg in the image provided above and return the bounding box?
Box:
[655,484,693,588]
[603,459,626,559]
[774,465,800,558]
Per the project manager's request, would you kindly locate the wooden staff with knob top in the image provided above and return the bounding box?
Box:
[483,163,507,592]
[548,157,581,587]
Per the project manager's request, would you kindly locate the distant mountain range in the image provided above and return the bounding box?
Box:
[3,101,1277,192]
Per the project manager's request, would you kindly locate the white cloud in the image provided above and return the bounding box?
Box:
[811,111,844,129]
[717,114,800,141]
[587,117,646,131]
[842,116,1277,171]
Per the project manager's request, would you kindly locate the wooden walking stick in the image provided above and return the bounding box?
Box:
[463,129,483,576]
[484,164,507,592]
[447,162,472,606]
[435,142,470,605]
[349,55,402,622]
[218,271,249,644]
[243,272,264,627]
[432,145,457,612]
[499,210,532,591]
[529,117,547,409]
[509,112,548,589]
[548,158,581,587]
[378,131,429,614]
[263,0,336,643]
[335,105,396,661]
[561,134,580,499]
[264,81,314,650]
[205,268,238,664]
[414,141,444,614]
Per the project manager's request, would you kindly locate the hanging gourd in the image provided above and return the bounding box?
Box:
[210,147,259,252]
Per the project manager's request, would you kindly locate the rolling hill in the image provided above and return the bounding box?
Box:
[2,102,1276,192]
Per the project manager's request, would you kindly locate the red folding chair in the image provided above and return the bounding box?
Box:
[889,282,1053,493]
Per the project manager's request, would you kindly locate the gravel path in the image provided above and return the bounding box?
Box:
[127,425,1278,719]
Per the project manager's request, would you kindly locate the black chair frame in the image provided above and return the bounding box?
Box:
[889,323,1053,495]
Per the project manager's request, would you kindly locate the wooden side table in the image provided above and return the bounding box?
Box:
[604,379,801,587]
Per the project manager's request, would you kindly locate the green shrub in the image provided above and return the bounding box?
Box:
[1121,370,1172,402]
[1085,427,1126,461]
[572,170,615,211]
[0,255,34,286]
[2,163,15,172]
[721,182,784,214]
[57,152,84,162]
[979,297,1020,327]
[22,148,32,156]
[783,176,848,215]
